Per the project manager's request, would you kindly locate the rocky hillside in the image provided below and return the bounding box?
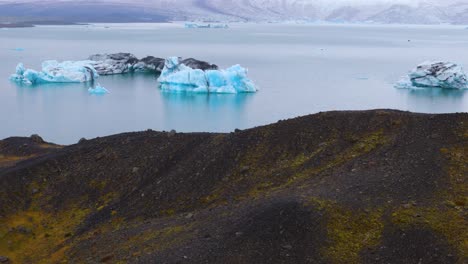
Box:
[0,110,466,263]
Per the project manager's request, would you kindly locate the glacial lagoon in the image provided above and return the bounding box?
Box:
[1,23,467,144]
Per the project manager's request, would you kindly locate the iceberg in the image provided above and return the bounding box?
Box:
[10,61,98,85]
[88,53,139,75]
[88,84,110,95]
[396,61,468,89]
[87,53,218,75]
[211,24,229,29]
[157,57,257,94]
[10,53,219,86]
[133,56,166,73]
[184,23,228,29]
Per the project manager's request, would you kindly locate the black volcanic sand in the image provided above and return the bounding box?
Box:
[0,110,466,263]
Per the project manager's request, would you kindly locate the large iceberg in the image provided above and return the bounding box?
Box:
[396,61,468,89]
[10,61,98,85]
[10,53,218,85]
[158,57,257,93]
[87,53,218,75]
[10,53,221,86]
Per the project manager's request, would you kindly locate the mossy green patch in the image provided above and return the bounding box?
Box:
[440,146,467,210]
[0,207,90,264]
[392,206,467,259]
[123,223,195,255]
[0,154,36,167]
[306,198,384,264]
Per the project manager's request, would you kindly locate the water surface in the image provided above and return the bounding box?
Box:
[1,23,467,144]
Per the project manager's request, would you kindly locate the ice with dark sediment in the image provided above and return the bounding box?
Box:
[396,61,468,89]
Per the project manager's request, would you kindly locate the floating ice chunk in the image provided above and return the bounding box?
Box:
[211,24,229,29]
[87,53,217,75]
[396,61,468,89]
[158,57,257,94]
[88,53,139,75]
[10,61,98,85]
[15,63,25,75]
[88,84,109,94]
[12,48,25,52]
[185,23,199,28]
[355,74,369,80]
[184,23,228,29]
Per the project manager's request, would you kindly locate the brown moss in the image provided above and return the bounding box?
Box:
[380,143,468,261]
[0,207,90,263]
[391,206,467,260]
[0,154,36,167]
[209,129,389,205]
[306,198,384,264]
[279,129,388,189]
[39,144,63,149]
[96,192,118,210]
[440,146,467,210]
[89,179,108,190]
[123,223,195,254]
[160,209,176,217]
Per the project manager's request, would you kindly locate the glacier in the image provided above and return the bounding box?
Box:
[158,57,257,94]
[396,61,468,90]
[88,84,110,95]
[10,61,98,85]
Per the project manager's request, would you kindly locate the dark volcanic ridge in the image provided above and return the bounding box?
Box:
[0,21,83,28]
[0,110,467,263]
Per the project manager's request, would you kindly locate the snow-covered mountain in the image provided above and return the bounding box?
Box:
[1,0,468,24]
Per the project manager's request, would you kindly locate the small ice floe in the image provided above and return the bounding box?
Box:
[88,84,110,95]
[12,48,25,51]
[395,61,468,89]
[355,74,369,80]
[184,23,228,29]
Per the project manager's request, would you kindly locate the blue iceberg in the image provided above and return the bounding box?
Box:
[88,84,110,95]
[157,57,257,94]
[10,60,98,85]
[396,61,468,89]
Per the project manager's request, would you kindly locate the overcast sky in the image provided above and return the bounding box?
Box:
[0,0,461,4]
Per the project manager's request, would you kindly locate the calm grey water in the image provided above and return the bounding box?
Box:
[1,23,467,144]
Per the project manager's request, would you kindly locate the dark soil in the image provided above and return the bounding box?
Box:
[0,110,466,263]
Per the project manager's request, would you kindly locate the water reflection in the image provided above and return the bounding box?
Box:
[398,88,467,113]
[403,87,467,99]
[161,92,255,132]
